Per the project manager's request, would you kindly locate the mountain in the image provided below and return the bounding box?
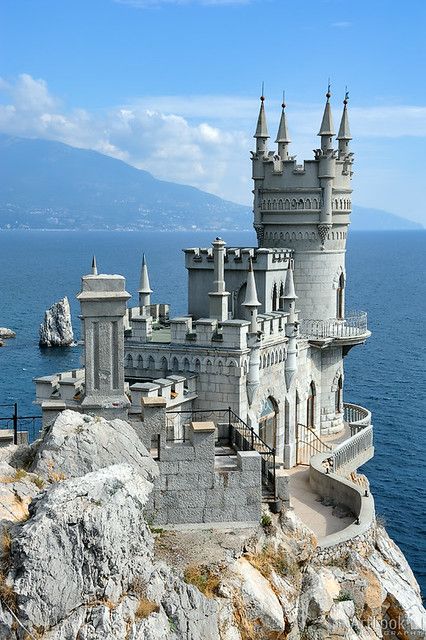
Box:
[0,135,251,231]
[350,205,422,230]
[0,134,422,231]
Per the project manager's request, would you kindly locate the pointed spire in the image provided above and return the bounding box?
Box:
[243,259,261,308]
[337,90,352,141]
[138,253,152,308]
[139,254,152,294]
[243,258,260,333]
[275,93,291,143]
[91,255,98,276]
[254,85,269,139]
[318,82,335,137]
[283,259,298,300]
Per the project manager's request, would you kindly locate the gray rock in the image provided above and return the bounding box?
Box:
[39,296,74,346]
[0,327,16,339]
[30,409,159,483]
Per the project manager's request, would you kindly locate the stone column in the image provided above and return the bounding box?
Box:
[208,238,230,321]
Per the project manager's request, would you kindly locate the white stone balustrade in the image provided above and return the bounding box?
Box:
[344,402,371,435]
[332,424,373,473]
[300,311,368,339]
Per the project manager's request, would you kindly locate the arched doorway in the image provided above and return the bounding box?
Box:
[259,396,278,449]
[337,272,345,320]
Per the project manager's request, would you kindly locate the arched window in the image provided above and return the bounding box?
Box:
[195,358,201,372]
[335,376,343,413]
[183,357,190,372]
[161,356,168,375]
[171,357,179,372]
[259,397,278,449]
[125,353,133,369]
[148,355,155,371]
[272,283,278,311]
[137,354,144,369]
[306,382,316,428]
[337,272,345,320]
[295,390,300,430]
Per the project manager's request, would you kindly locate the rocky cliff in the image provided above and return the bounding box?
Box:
[0,411,424,640]
[39,297,74,347]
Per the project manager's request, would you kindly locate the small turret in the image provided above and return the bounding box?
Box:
[275,94,291,160]
[318,84,335,153]
[243,259,261,333]
[254,89,269,156]
[138,253,153,309]
[91,255,98,276]
[284,259,298,389]
[336,91,352,156]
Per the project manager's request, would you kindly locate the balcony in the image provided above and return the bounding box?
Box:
[344,402,371,436]
[299,312,370,346]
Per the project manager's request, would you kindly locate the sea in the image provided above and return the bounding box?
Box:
[0,229,424,597]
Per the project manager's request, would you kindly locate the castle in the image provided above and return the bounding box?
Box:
[34,90,375,540]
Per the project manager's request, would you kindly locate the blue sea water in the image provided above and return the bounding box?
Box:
[0,229,424,597]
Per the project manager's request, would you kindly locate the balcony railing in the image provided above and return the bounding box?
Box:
[332,424,374,473]
[300,312,368,340]
[344,402,371,435]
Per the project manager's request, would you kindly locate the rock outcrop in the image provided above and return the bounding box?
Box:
[39,296,74,346]
[0,409,424,640]
[29,409,159,484]
[0,328,16,339]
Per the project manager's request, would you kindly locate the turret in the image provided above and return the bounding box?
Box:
[138,253,153,309]
[242,258,261,333]
[283,260,298,389]
[77,261,131,418]
[336,91,352,157]
[317,86,336,232]
[208,237,230,321]
[318,84,335,153]
[254,92,269,156]
[275,96,291,160]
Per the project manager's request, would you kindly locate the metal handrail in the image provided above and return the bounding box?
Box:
[300,312,368,339]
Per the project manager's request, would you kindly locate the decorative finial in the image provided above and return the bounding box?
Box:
[261,81,265,102]
[326,78,331,100]
[91,255,98,276]
[344,86,349,105]
[282,90,286,109]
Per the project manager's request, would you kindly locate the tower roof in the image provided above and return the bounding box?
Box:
[243,259,261,308]
[254,95,269,139]
[337,91,352,140]
[275,99,291,144]
[318,86,335,137]
[139,253,153,294]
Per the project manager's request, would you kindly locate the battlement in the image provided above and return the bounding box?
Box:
[184,246,292,270]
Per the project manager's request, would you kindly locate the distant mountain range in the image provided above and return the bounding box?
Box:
[0,135,422,232]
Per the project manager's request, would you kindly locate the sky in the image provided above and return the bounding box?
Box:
[1,0,426,224]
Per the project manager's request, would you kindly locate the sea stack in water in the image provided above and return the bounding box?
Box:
[0,327,16,339]
[39,297,74,347]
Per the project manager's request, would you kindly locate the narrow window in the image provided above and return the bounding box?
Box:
[306,382,316,428]
[337,272,345,319]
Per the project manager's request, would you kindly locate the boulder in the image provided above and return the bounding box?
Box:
[0,327,16,339]
[39,296,74,346]
[30,409,159,484]
[0,464,219,639]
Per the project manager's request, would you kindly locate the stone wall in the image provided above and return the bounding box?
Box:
[147,421,262,526]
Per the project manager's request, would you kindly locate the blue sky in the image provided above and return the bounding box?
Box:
[1,0,426,224]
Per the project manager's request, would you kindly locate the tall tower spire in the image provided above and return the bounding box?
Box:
[318,82,335,152]
[275,93,291,160]
[254,85,269,156]
[138,253,153,309]
[337,90,352,156]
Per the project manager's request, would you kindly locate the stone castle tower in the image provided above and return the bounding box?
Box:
[252,88,353,321]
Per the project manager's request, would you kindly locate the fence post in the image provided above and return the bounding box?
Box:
[13,402,18,446]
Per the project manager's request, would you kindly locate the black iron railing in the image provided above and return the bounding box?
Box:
[165,407,277,498]
[0,403,42,445]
